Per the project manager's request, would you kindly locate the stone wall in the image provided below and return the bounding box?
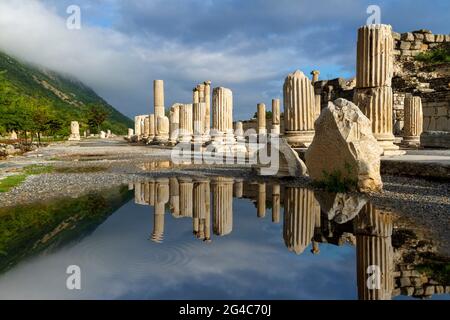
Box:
[392,29,450,59]
[421,90,450,132]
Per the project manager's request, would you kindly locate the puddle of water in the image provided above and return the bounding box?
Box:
[0,176,448,300]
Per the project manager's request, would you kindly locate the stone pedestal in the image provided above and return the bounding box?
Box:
[179,104,193,143]
[271,99,281,135]
[283,70,316,147]
[68,121,81,141]
[354,24,404,155]
[402,96,423,147]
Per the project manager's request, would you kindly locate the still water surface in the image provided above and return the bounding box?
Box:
[0,176,448,300]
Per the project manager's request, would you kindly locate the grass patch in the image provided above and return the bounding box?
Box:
[0,165,53,193]
[415,43,450,64]
[0,174,27,193]
[23,165,54,175]
[312,163,358,192]
[416,262,450,284]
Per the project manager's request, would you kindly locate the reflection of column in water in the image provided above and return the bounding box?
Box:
[179,177,194,217]
[311,201,321,254]
[128,182,134,191]
[283,187,319,254]
[148,180,155,206]
[355,203,394,300]
[212,177,234,236]
[134,182,143,205]
[233,179,244,198]
[272,184,281,223]
[193,179,211,241]
[169,177,180,217]
[257,183,266,218]
[151,178,170,243]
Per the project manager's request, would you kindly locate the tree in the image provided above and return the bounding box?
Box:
[31,105,52,145]
[87,105,109,133]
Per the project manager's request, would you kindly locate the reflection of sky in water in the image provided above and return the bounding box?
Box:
[0,186,448,301]
[0,196,358,300]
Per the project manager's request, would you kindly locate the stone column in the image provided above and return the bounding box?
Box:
[353,24,404,155]
[402,96,423,147]
[234,121,245,142]
[148,114,155,141]
[179,177,193,217]
[272,184,281,223]
[204,81,212,138]
[283,187,319,255]
[212,87,234,143]
[151,178,169,243]
[257,183,266,218]
[271,99,281,135]
[212,177,233,236]
[169,104,180,146]
[135,116,142,139]
[233,179,243,198]
[169,177,180,217]
[153,80,165,142]
[283,70,316,147]
[179,104,193,143]
[69,121,81,141]
[355,203,394,300]
[193,102,206,143]
[127,128,134,139]
[193,179,211,241]
[143,116,150,138]
[155,116,169,143]
[257,103,267,135]
[311,70,320,83]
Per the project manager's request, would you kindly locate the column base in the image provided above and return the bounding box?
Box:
[271,125,280,135]
[284,130,315,148]
[376,134,406,155]
[401,136,420,148]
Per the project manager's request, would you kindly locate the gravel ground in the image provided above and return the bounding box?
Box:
[0,138,449,254]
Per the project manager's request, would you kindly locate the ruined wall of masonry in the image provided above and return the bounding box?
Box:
[392,29,450,58]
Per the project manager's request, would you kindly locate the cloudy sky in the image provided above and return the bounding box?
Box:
[0,0,448,120]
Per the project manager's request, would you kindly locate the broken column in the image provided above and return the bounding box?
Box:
[311,70,320,83]
[271,99,281,135]
[212,87,234,143]
[68,121,81,141]
[283,70,316,147]
[148,114,155,141]
[143,116,150,138]
[193,101,207,144]
[353,24,404,155]
[169,104,181,146]
[257,103,267,136]
[179,104,193,143]
[204,81,212,140]
[153,80,167,144]
[234,121,245,142]
[212,177,233,236]
[127,128,134,139]
[311,70,322,120]
[402,95,423,147]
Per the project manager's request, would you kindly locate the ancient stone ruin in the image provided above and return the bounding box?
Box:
[306,98,383,193]
[68,121,81,141]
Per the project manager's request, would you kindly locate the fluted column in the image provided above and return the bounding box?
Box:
[179,104,193,143]
[204,81,211,138]
[272,184,281,223]
[143,116,150,138]
[233,179,243,198]
[283,70,316,147]
[179,178,193,217]
[353,24,403,155]
[283,187,319,254]
[169,177,180,217]
[402,96,423,147]
[355,203,394,300]
[193,179,211,241]
[212,87,234,143]
[151,178,169,243]
[169,105,180,146]
[193,102,206,143]
[271,99,281,135]
[257,183,266,218]
[148,114,155,141]
[212,177,234,236]
[257,103,267,135]
[153,80,165,141]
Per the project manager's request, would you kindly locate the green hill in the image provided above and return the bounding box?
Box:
[0,51,133,138]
